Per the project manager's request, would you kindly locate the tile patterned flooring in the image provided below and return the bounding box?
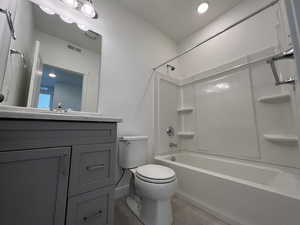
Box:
[114,196,230,225]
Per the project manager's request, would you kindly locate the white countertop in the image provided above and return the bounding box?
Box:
[0,105,122,123]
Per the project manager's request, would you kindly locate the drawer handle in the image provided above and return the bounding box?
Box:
[86,164,105,171]
[83,210,103,222]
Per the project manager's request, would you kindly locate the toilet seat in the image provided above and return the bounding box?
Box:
[136,164,176,184]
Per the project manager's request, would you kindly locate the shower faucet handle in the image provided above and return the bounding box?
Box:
[0,93,4,103]
[166,126,175,137]
[169,143,178,148]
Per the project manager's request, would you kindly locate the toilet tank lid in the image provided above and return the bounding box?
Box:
[119,136,148,141]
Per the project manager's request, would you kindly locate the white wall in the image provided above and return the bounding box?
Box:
[93,0,178,163]
[35,30,100,112]
[177,0,292,78]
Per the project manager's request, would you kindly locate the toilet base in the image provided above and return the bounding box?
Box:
[126,196,173,225]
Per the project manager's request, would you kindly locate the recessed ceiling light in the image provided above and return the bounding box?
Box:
[77,23,89,31]
[49,73,57,78]
[39,5,55,15]
[197,2,209,14]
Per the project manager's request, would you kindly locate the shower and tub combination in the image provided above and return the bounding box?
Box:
[153,1,300,225]
[155,153,300,225]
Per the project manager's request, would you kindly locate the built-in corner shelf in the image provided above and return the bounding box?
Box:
[263,134,299,145]
[177,132,195,138]
[258,93,291,104]
[177,107,194,113]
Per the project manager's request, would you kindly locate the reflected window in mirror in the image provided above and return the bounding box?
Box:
[38,64,84,112]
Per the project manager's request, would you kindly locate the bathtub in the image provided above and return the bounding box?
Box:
[155,152,300,225]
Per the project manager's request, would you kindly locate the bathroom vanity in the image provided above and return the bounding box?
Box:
[0,111,121,225]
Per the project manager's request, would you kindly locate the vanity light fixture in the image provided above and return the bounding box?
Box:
[77,23,89,31]
[62,0,79,8]
[60,0,98,19]
[39,5,56,15]
[197,2,209,14]
[60,15,74,23]
[80,0,97,18]
[49,73,57,78]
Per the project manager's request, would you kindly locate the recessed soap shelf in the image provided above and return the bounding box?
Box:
[177,132,195,138]
[258,93,291,103]
[177,107,194,113]
[263,134,298,145]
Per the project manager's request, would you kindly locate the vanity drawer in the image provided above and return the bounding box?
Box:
[69,143,116,196]
[67,187,114,225]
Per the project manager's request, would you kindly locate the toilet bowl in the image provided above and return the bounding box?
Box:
[119,136,177,225]
[134,164,177,225]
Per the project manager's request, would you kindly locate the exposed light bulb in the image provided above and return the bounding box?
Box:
[81,1,96,18]
[197,2,209,14]
[60,15,74,24]
[77,23,89,31]
[39,5,55,15]
[49,73,57,78]
[62,0,78,8]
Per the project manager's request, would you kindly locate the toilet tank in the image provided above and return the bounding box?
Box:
[119,136,148,169]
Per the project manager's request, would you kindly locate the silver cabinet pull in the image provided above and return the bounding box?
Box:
[267,48,296,86]
[0,8,16,40]
[83,210,102,222]
[86,164,105,171]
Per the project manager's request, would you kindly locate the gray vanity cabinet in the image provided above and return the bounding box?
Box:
[0,147,70,225]
[0,119,117,225]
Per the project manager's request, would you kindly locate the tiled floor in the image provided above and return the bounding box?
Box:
[114,196,230,225]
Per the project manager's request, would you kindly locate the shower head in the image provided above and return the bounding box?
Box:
[166,64,176,71]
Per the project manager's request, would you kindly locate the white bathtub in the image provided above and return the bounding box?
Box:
[155,152,300,225]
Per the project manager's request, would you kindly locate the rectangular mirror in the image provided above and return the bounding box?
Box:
[0,0,101,113]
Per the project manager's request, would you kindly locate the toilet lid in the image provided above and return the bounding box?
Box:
[136,164,176,181]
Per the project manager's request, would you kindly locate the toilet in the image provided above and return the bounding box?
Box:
[119,136,177,225]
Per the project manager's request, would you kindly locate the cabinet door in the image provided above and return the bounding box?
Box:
[0,147,70,225]
[67,187,114,225]
[69,143,116,196]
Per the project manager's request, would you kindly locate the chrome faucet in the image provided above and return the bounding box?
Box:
[169,142,178,148]
[166,126,175,137]
[54,102,66,113]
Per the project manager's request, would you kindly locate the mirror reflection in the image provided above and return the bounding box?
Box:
[1,0,101,113]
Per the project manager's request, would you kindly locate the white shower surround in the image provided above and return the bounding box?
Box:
[155,152,300,225]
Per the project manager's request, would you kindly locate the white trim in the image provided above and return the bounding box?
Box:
[157,72,180,86]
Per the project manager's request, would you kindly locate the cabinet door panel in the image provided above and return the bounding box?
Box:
[0,147,70,225]
[69,144,116,196]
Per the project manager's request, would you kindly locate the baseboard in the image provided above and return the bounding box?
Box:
[175,191,248,225]
[115,184,130,199]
